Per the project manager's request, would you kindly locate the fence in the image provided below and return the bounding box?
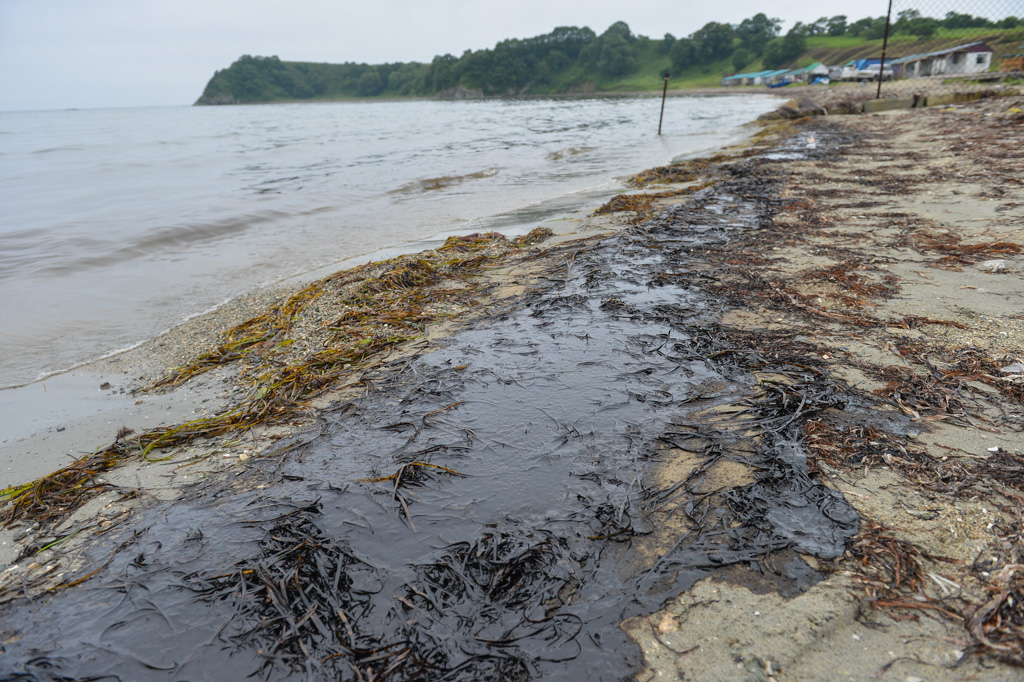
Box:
[875,0,1024,98]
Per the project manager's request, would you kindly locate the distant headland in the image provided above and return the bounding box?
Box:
[195,13,1023,104]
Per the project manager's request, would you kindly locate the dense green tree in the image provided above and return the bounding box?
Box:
[893,9,941,37]
[669,37,698,71]
[386,67,418,95]
[761,41,783,68]
[910,18,939,38]
[489,42,531,91]
[789,21,805,36]
[357,69,384,96]
[307,69,327,96]
[580,22,637,77]
[826,15,848,36]
[541,26,596,58]
[661,33,676,54]
[893,9,921,32]
[805,17,825,35]
[692,21,735,63]
[942,12,993,29]
[459,49,493,88]
[597,34,635,76]
[546,49,571,72]
[762,27,807,68]
[732,49,753,72]
[847,16,887,39]
[603,21,636,42]
[736,13,781,54]
[426,54,461,92]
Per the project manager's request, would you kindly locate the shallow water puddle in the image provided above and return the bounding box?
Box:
[0,164,859,680]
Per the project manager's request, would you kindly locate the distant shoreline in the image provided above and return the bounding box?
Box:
[193,86,780,106]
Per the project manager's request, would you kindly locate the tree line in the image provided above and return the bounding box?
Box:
[196,11,1023,103]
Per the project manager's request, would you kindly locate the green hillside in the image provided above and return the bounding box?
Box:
[195,13,1024,104]
[801,29,1024,68]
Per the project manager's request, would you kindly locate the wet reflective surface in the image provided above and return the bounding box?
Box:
[0,152,860,681]
[0,96,779,387]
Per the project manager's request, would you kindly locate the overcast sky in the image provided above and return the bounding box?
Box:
[0,0,980,111]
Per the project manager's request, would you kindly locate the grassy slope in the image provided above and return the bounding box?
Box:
[584,27,1024,93]
[802,28,1024,67]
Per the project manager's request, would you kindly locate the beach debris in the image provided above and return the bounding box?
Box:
[968,561,1024,666]
[0,133,871,676]
[0,230,555,531]
[980,259,1007,272]
[595,185,711,224]
[656,613,679,633]
[4,99,1024,675]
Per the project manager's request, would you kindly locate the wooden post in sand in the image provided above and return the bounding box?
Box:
[658,73,670,135]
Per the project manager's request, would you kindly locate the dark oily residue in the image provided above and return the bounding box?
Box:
[0,147,859,681]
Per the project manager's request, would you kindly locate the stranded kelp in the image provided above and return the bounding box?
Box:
[593,153,757,225]
[0,229,553,532]
[708,113,1024,666]
[0,141,864,678]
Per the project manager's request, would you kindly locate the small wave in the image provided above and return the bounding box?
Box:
[32,145,85,154]
[546,146,595,161]
[2,211,290,282]
[0,294,242,391]
[389,168,499,194]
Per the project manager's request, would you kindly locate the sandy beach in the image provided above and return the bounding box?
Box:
[2,86,1023,679]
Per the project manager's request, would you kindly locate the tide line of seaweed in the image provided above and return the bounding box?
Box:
[0,229,554,532]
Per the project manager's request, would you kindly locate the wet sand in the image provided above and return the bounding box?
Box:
[623,92,1024,680]
[2,91,1023,679]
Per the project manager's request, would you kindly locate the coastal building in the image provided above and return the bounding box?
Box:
[721,70,778,87]
[786,62,830,83]
[720,65,828,87]
[889,42,994,79]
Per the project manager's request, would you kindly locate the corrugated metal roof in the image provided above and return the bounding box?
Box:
[787,62,825,75]
[889,41,991,64]
[722,68,798,82]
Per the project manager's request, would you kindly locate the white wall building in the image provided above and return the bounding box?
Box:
[893,42,994,79]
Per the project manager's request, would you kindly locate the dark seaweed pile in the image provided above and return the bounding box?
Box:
[0,140,860,681]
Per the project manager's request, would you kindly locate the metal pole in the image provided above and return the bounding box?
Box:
[877,0,894,99]
[658,74,670,135]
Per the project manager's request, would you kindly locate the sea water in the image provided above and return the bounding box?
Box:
[0,95,777,388]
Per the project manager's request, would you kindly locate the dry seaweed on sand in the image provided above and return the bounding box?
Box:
[968,516,1024,666]
[833,520,962,618]
[864,341,1024,426]
[0,229,555,531]
[906,230,1022,270]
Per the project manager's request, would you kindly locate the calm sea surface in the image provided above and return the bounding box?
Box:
[0,95,777,388]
